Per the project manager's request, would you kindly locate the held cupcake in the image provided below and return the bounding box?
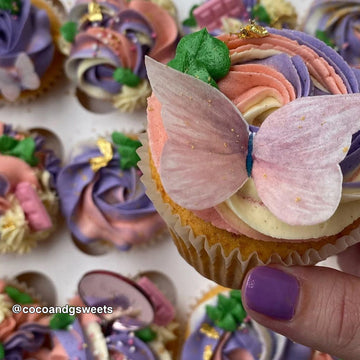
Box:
[60,0,179,112]
[0,0,64,103]
[47,271,179,359]
[139,27,360,288]
[0,278,50,359]
[182,287,338,359]
[183,0,297,36]
[303,0,360,68]
[0,123,61,254]
[57,132,166,251]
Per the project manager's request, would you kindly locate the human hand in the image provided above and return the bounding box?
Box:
[241,244,360,360]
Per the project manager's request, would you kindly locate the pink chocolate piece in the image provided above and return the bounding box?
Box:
[14,182,52,231]
[137,277,175,326]
[194,0,244,31]
[0,155,39,191]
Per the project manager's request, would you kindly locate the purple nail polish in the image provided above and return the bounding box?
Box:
[244,266,300,320]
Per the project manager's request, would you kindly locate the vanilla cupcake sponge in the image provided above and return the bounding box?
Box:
[139,28,360,287]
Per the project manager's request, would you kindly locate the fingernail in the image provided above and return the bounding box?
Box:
[244,266,300,320]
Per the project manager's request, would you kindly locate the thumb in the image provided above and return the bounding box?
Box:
[241,265,360,360]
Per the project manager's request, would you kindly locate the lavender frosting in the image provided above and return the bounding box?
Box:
[303,0,360,67]
[56,142,162,250]
[66,0,155,95]
[0,0,54,76]
[4,323,49,360]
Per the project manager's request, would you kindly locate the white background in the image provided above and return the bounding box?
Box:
[0,0,336,320]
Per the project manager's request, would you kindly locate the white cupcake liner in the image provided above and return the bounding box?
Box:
[138,134,360,288]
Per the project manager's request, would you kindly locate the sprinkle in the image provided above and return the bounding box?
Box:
[208,99,212,104]
[263,174,267,178]
[300,116,305,121]
[321,121,326,126]
[295,197,301,202]
[129,346,136,353]
[191,145,195,149]
[343,146,349,153]
[224,142,228,148]
[148,106,154,111]
[298,126,303,129]
[231,128,234,132]
[203,345,213,360]
[82,175,88,181]
[200,324,220,339]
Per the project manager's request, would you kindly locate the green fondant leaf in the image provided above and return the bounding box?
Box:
[0,135,39,166]
[217,313,237,332]
[168,29,230,87]
[315,30,336,48]
[135,327,157,342]
[182,4,199,27]
[49,313,76,330]
[0,342,5,359]
[113,68,141,87]
[5,286,33,305]
[206,290,247,332]
[61,22,78,43]
[111,132,141,169]
[251,4,271,25]
[0,0,21,15]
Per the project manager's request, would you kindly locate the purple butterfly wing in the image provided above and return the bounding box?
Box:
[252,94,360,225]
[145,57,249,210]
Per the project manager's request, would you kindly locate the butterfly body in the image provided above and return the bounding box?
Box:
[145,57,360,226]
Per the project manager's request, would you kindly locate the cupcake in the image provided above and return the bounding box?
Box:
[60,0,179,112]
[139,27,360,287]
[182,286,338,359]
[0,123,61,254]
[0,0,64,103]
[183,0,297,36]
[47,270,179,359]
[303,0,360,69]
[0,278,51,359]
[57,132,166,251]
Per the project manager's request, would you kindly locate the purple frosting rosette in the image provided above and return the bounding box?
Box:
[303,0,360,68]
[56,136,165,251]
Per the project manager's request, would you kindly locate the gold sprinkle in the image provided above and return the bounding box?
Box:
[300,116,305,121]
[200,324,220,339]
[224,142,228,148]
[231,128,234,132]
[203,345,213,360]
[321,121,326,126]
[298,126,303,129]
[237,20,269,39]
[82,175,88,181]
[295,197,301,202]
[263,174,267,178]
[147,106,154,112]
[208,99,212,104]
[343,146,349,153]
[191,145,195,149]
[89,138,113,172]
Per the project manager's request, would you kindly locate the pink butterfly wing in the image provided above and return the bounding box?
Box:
[145,57,249,210]
[0,69,20,101]
[252,94,360,225]
[15,53,40,90]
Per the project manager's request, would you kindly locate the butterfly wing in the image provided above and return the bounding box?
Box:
[252,94,360,225]
[0,69,20,101]
[145,57,249,210]
[15,53,40,90]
